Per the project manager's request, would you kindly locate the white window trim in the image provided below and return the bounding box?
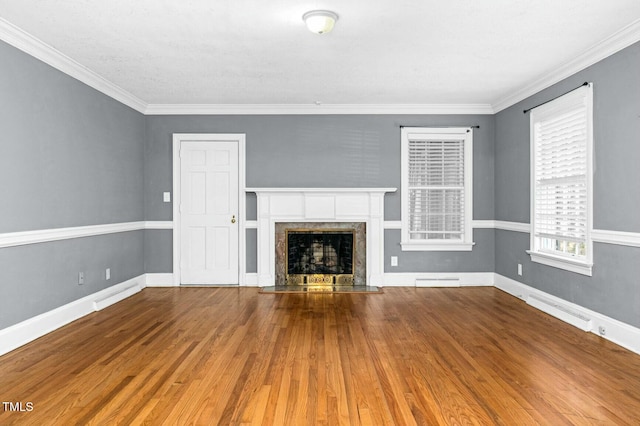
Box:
[529,84,594,276]
[400,127,474,251]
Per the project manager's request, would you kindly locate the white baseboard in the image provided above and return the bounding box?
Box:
[0,275,145,356]
[143,273,260,287]
[244,273,259,286]
[382,272,494,287]
[143,273,176,287]
[3,270,638,359]
[494,274,640,356]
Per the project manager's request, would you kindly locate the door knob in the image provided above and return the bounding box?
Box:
[231,215,236,224]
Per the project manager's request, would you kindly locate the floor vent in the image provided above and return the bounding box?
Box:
[93,284,141,311]
[527,294,592,331]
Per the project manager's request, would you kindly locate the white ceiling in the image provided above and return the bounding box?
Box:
[1,0,640,113]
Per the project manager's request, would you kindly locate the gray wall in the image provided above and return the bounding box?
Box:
[0,41,145,328]
[144,114,495,273]
[494,41,640,327]
[4,31,638,332]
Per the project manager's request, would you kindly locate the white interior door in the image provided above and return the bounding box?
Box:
[180,140,239,284]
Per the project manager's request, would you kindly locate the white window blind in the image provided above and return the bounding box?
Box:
[401,127,473,251]
[408,139,465,240]
[530,83,593,275]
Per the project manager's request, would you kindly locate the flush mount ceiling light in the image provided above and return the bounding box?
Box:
[303,10,338,34]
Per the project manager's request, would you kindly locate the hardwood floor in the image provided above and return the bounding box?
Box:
[1,287,640,425]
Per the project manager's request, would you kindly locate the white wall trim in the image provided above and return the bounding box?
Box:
[592,229,640,247]
[0,275,145,356]
[0,18,147,113]
[492,18,640,112]
[0,221,173,248]
[145,103,495,116]
[470,220,495,229]
[0,221,145,248]
[2,269,638,357]
[4,13,638,118]
[494,274,640,356]
[385,219,521,231]
[244,273,259,286]
[493,220,531,233]
[144,221,174,230]
[143,273,176,287]
[2,220,635,251]
[382,272,494,287]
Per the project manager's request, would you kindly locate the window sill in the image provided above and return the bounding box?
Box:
[401,241,475,252]
[527,250,593,276]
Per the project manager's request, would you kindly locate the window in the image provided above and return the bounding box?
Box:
[529,83,593,276]
[401,127,473,251]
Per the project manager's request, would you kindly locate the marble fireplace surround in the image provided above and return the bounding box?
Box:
[248,188,397,287]
[275,222,366,286]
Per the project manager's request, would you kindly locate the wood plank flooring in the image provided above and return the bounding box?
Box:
[1,287,640,425]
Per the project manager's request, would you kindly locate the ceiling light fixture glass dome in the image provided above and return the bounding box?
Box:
[303,10,338,34]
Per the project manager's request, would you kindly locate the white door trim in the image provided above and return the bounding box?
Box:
[172,134,246,286]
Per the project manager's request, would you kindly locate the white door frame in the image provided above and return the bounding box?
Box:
[172,133,246,286]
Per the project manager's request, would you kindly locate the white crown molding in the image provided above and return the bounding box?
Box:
[144,103,495,115]
[0,17,147,113]
[492,18,640,113]
[3,15,638,117]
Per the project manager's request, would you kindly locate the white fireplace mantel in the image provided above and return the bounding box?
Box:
[247,188,397,287]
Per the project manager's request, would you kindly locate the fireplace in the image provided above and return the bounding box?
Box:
[275,222,366,286]
[248,188,396,287]
[286,229,355,285]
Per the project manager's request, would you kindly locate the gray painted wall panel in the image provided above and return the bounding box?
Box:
[0,232,144,329]
[494,42,640,329]
[0,41,146,328]
[495,42,640,231]
[246,229,257,273]
[385,229,495,273]
[144,115,495,272]
[495,230,640,328]
[144,230,173,273]
[144,114,495,221]
[0,41,145,233]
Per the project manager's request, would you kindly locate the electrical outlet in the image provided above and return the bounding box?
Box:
[390,256,398,266]
[106,268,111,280]
[78,272,85,285]
[163,192,171,202]
[599,326,606,336]
[517,263,523,276]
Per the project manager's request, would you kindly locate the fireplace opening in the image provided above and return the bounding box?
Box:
[286,229,355,285]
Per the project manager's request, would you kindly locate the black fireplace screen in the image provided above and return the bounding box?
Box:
[286,230,354,275]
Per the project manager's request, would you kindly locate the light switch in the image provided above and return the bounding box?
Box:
[391,256,398,266]
[163,192,171,202]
